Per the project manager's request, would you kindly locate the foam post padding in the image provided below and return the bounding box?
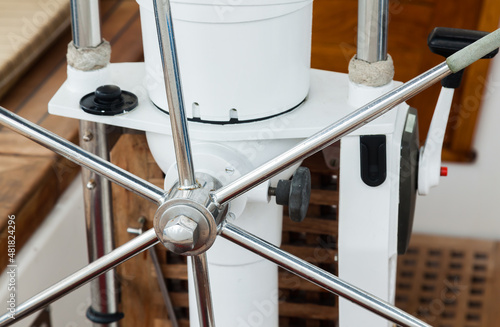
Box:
[348,54,395,87]
[67,40,111,71]
[447,28,500,73]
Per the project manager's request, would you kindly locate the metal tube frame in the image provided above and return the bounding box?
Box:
[357,0,389,63]
[71,0,122,323]
[70,0,102,49]
[80,121,121,326]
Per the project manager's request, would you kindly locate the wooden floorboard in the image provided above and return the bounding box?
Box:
[0,0,70,100]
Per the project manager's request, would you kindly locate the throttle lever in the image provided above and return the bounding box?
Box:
[428,27,499,88]
[418,27,499,195]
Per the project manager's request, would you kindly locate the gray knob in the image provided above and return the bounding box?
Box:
[270,167,311,222]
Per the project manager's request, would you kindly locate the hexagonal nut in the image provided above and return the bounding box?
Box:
[162,215,199,251]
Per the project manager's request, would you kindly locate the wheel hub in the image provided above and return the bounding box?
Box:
[153,173,227,255]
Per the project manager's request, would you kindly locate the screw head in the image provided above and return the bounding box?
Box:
[86,179,96,190]
[226,212,236,222]
[162,215,199,251]
[83,132,93,142]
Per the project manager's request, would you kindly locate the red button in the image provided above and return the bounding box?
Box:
[440,167,448,177]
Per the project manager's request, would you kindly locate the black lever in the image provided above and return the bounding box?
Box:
[428,27,499,88]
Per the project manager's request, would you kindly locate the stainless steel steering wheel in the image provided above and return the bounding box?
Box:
[0,0,499,326]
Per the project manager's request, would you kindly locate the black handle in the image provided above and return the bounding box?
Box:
[428,27,499,88]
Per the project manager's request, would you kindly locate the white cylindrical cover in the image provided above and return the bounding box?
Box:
[137,0,313,122]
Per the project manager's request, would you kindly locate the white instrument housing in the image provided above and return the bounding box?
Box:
[137,0,313,122]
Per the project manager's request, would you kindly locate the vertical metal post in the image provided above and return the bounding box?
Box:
[70,0,102,48]
[357,0,388,63]
[70,0,122,325]
[80,122,122,326]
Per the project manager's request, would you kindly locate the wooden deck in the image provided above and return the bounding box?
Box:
[0,0,70,99]
[0,0,144,271]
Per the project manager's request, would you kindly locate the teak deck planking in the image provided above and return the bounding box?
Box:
[0,0,143,272]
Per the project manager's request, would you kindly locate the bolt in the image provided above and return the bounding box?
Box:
[83,132,93,142]
[227,212,236,222]
[225,167,235,175]
[86,179,96,190]
[127,227,142,235]
[163,215,199,251]
[127,216,147,235]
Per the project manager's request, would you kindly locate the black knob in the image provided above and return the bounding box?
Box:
[271,167,311,222]
[428,27,499,88]
[80,84,138,116]
[95,85,123,103]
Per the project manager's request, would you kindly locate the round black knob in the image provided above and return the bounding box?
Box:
[80,84,138,116]
[95,85,122,103]
[272,167,311,222]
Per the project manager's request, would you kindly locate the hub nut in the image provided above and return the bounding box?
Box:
[162,215,199,251]
[153,172,227,255]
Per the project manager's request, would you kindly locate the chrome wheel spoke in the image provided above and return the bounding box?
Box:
[190,253,216,327]
[212,27,500,206]
[0,229,158,326]
[221,222,431,327]
[153,1,216,325]
[211,62,452,206]
[0,107,166,205]
[153,0,197,190]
